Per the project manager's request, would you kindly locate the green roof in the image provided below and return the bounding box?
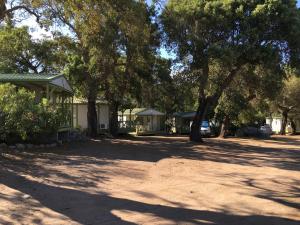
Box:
[0,73,62,82]
[119,108,165,116]
[120,108,147,115]
[0,73,73,94]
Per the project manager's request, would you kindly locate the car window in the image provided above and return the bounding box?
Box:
[201,121,209,127]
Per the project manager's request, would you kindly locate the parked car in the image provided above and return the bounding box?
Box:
[260,124,273,135]
[200,120,211,136]
[189,120,211,136]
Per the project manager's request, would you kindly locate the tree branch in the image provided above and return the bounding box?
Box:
[3,5,40,22]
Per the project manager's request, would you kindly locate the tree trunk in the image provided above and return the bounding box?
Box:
[219,115,230,138]
[109,101,119,137]
[87,93,98,138]
[0,1,7,21]
[290,118,296,135]
[190,98,208,142]
[280,110,288,135]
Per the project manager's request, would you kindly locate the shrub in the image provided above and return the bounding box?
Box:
[0,84,69,142]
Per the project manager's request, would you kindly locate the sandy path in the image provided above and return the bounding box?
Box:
[0,135,299,225]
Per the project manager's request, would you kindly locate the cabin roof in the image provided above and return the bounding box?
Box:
[173,111,196,118]
[120,108,165,116]
[0,73,73,95]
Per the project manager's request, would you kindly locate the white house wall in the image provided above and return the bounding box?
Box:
[98,104,109,129]
[73,104,109,130]
[75,105,88,129]
[266,118,282,133]
[266,118,300,133]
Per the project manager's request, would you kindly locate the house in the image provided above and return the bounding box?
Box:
[0,73,74,130]
[73,98,110,133]
[266,116,300,134]
[118,108,165,135]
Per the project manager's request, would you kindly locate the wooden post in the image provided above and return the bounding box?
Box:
[71,97,74,128]
[129,109,132,129]
[97,103,100,133]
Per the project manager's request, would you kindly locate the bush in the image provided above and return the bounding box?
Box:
[0,84,69,143]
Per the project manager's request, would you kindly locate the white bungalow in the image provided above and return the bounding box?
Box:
[118,108,165,135]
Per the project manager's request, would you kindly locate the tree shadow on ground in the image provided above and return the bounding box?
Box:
[202,139,300,171]
[242,177,300,210]
[0,169,299,225]
[2,135,300,173]
[0,148,111,189]
[62,136,300,172]
[260,135,300,147]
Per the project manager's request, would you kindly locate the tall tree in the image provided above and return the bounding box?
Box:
[162,0,300,142]
[30,0,159,137]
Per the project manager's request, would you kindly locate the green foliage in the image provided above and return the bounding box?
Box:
[162,0,300,141]
[0,25,68,73]
[215,63,285,127]
[237,100,270,127]
[0,84,68,142]
[162,0,299,92]
[172,71,199,112]
[136,57,178,114]
[271,73,300,118]
[215,88,248,122]
[277,75,300,110]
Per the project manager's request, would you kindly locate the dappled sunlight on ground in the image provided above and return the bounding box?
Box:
[0,135,299,224]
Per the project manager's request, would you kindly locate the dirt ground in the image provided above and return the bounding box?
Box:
[0,135,299,225]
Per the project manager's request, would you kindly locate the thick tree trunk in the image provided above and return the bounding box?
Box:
[109,101,119,137]
[190,98,208,142]
[87,94,98,138]
[189,55,242,143]
[0,1,7,21]
[280,111,288,135]
[219,115,230,138]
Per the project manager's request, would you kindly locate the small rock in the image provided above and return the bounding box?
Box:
[45,144,52,148]
[16,143,26,150]
[39,144,45,148]
[22,194,31,199]
[9,145,17,150]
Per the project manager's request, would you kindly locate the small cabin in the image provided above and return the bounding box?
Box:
[118,108,165,135]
